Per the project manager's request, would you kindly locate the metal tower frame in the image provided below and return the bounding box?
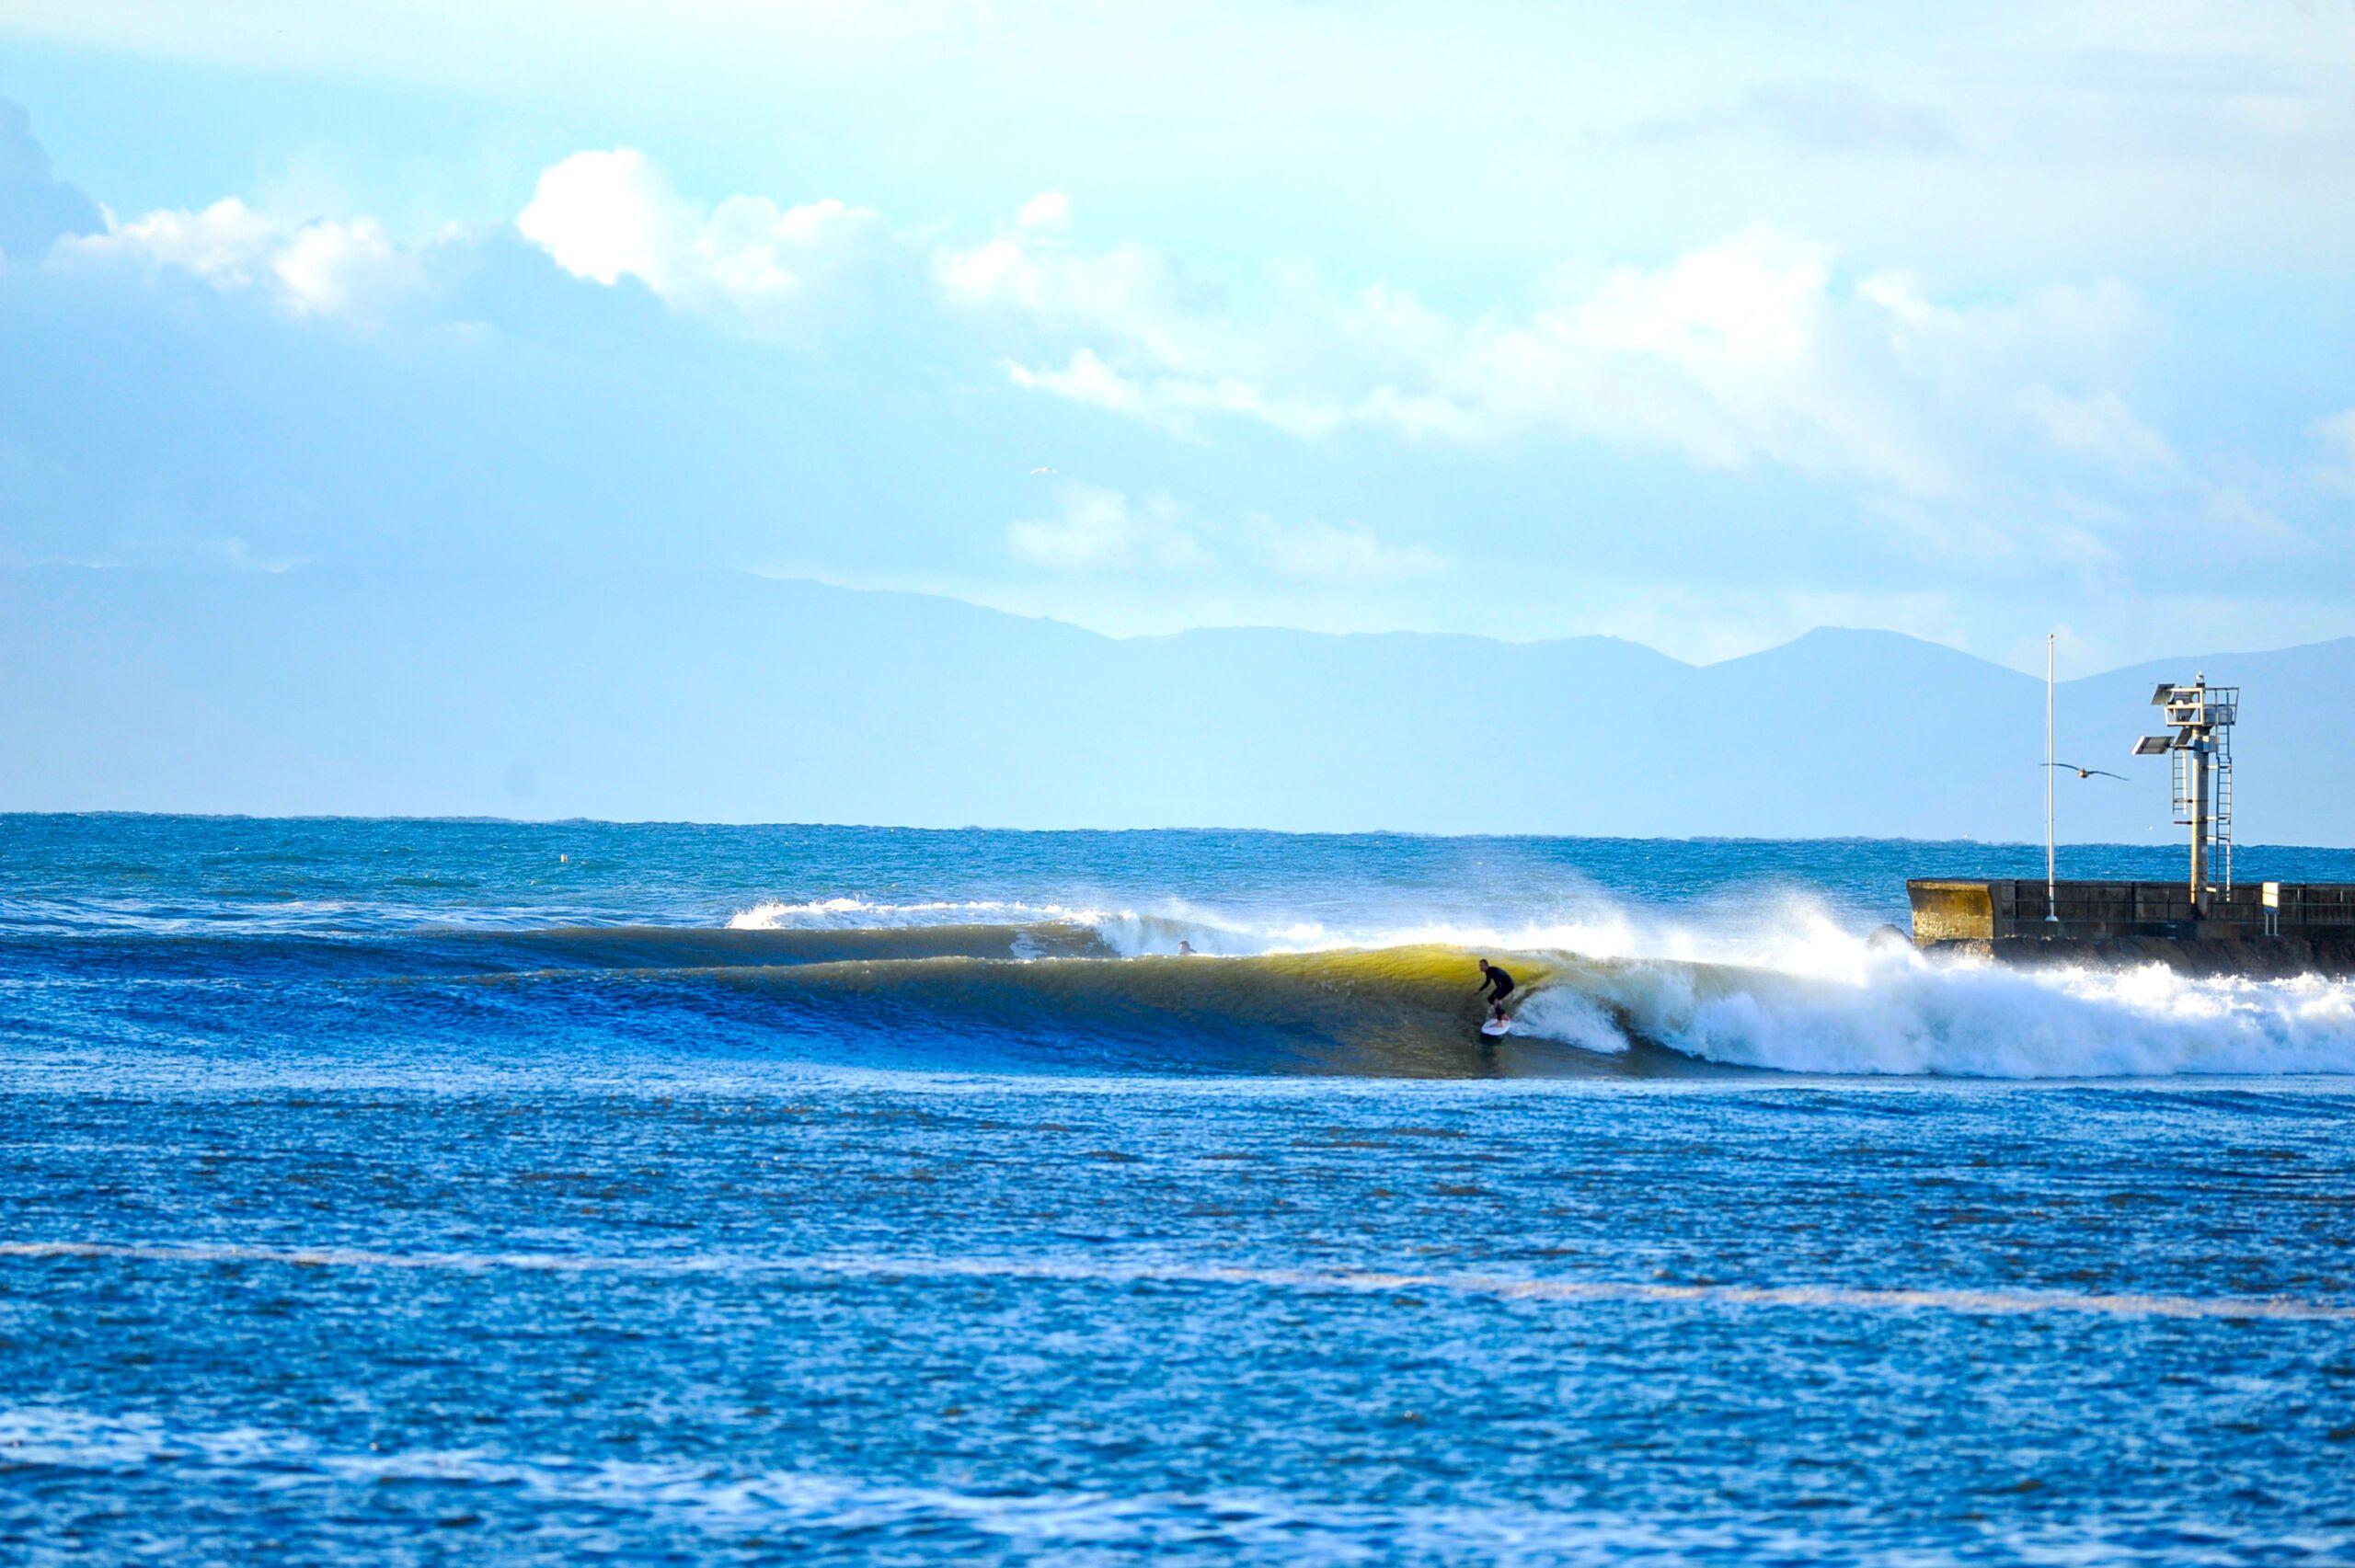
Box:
[2132,674,2236,904]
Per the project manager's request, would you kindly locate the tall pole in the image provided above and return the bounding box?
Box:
[2189,739,2208,909]
[2046,633,2057,923]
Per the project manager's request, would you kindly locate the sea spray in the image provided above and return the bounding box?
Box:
[719,887,2355,1078]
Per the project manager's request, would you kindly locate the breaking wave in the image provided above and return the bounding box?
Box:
[1549,944,2355,1077]
[726,897,1338,958]
[698,893,2355,1080]
[28,890,2351,1080]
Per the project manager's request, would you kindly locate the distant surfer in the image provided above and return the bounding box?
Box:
[1475,957,1515,1008]
[1178,940,1195,956]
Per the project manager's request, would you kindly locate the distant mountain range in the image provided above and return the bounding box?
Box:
[5,566,2349,843]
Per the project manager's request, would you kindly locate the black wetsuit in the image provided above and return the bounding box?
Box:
[1479,966,1515,1005]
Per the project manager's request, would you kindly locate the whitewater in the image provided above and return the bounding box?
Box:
[5,814,2351,1081]
[7,815,2355,1564]
[720,888,2355,1078]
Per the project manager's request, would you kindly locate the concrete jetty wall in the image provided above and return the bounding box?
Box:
[1907,878,2355,978]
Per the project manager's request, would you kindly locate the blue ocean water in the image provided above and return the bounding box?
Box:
[5,815,2355,1563]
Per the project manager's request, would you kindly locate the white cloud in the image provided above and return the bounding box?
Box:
[11,0,2355,323]
[695,194,873,303]
[1245,517,1445,585]
[517,146,884,326]
[71,162,2242,563]
[1008,483,1205,573]
[1007,350,1343,441]
[269,217,420,317]
[31,134,2332,598]
[2313,408,2355,496]
[936,230,1227,368]
[1009,480,1441,589]
[945,216,2060,497]
[515,147,690,290]
[2198,485,2310,555]
[1429,225,1959,495]
[936,221,1346,441]
[937,206,2352,577]
[1016,191,1071,230]
[70,197,278,285]
[48,197,424,321]
[2018,384,2177,474]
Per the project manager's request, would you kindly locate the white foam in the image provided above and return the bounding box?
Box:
[723,887,2355,1078]
[1576,938,2355,1077]
[724,891,1645,963]
[1511,988,1632,1055]
[724,896,1344,958]
[727,898,1120,933]
[1207,894,2355,1078]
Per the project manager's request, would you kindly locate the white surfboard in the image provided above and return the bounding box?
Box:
[1480,1015,1511,1037]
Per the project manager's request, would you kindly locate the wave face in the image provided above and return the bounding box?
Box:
[5,816,2355,1080]
[689,882,2355,1079]
[29,912,2333,1081]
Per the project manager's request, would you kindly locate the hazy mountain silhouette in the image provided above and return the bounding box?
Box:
[4,566,2346,843]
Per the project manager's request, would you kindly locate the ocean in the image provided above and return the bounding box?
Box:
[4,814,2353,1563]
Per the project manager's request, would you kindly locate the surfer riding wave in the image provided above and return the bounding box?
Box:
[1476,957,1516,1035]
[1476,957,1515,1006]
[355,899,2355,1080]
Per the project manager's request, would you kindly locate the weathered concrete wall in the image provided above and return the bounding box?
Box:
[1907,880,1995,943]
[1909,879,2355,944]
[1923,934,2355,980]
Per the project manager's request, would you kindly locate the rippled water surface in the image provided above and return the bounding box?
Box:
[5,815,2354,1563]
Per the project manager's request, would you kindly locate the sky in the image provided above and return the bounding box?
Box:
[2,0,2352,673]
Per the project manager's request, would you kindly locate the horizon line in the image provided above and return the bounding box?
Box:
[5,808,2348,854]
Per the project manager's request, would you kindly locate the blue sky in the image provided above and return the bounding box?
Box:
[3,0,2352,671]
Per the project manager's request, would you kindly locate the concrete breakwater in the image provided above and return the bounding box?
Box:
[1909,879,2355,979]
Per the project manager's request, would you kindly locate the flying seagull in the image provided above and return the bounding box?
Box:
[2045,762,2125,781]
[1028,465,1056,475]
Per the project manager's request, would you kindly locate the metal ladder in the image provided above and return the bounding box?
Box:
[2212,724,2234,893]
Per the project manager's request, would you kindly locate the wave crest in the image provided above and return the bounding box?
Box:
[651,893,2355,1078]
[1581,945,2355,1077]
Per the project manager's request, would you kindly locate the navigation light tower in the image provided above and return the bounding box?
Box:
[2131,674,2237,907]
